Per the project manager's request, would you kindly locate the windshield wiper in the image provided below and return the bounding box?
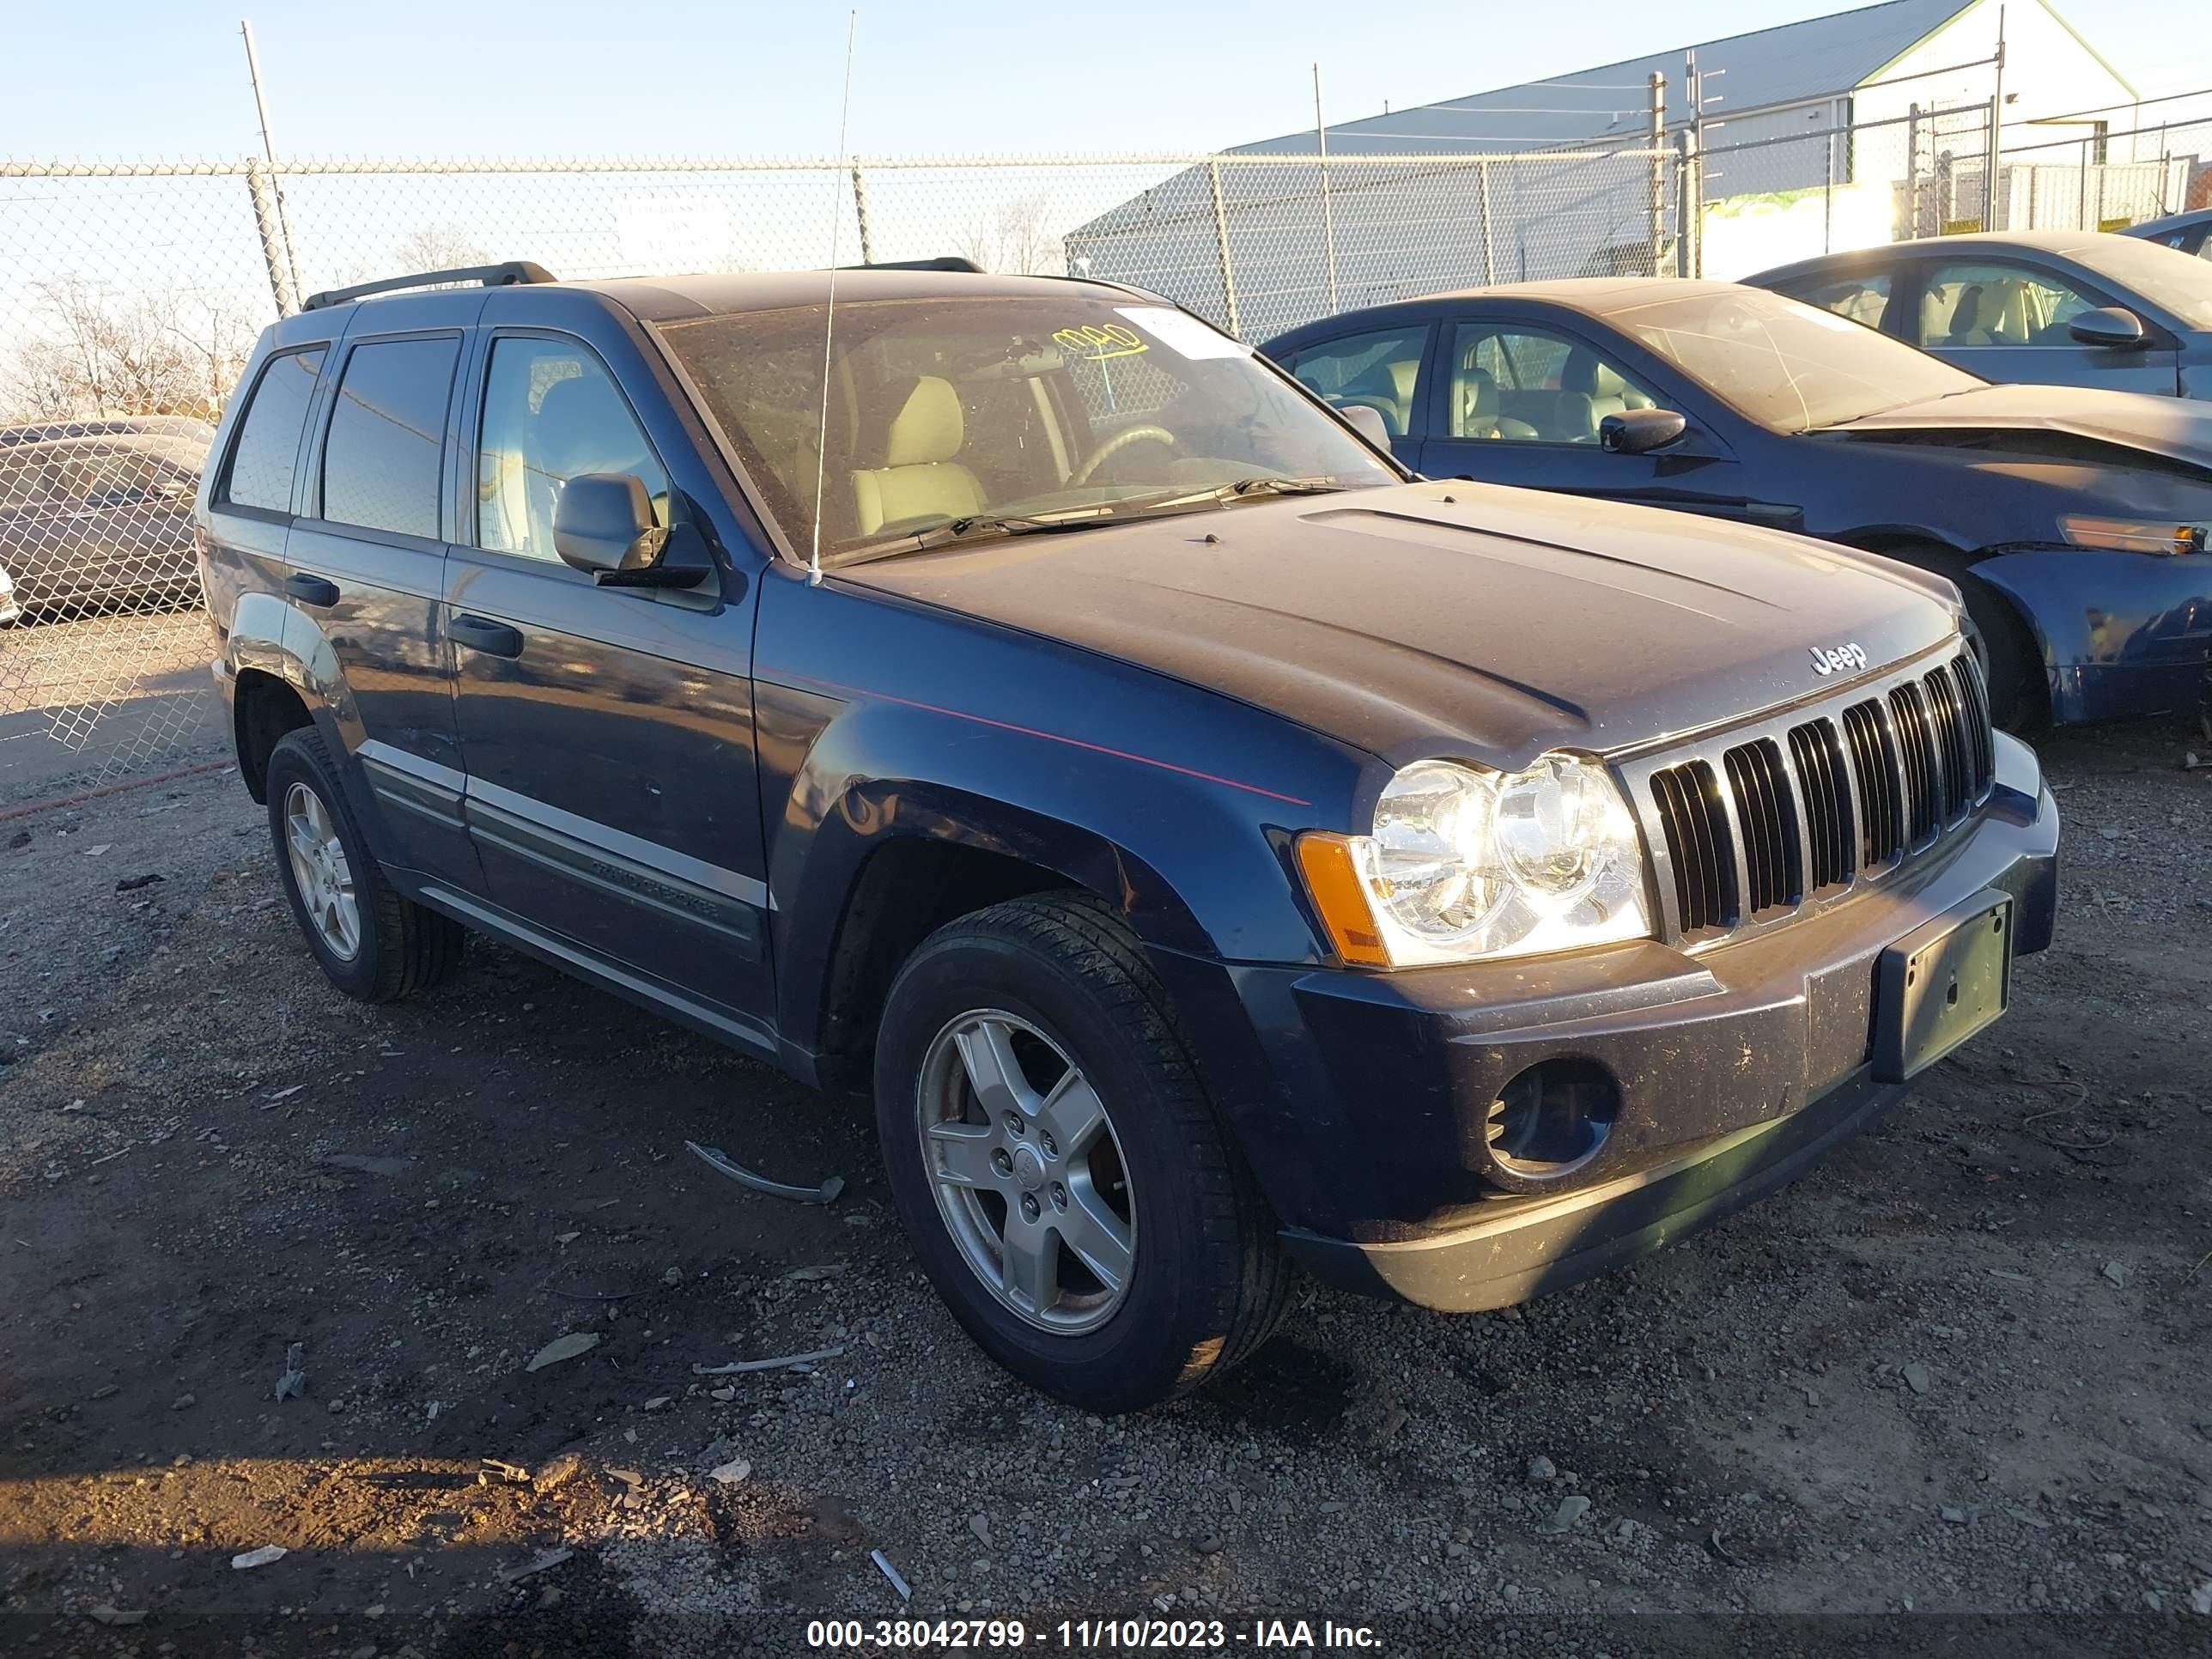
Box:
[836,507,1127,565]
[1133,475,1348,513]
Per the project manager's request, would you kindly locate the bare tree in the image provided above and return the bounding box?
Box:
[958,194,1066,276]
[5,278,255,424]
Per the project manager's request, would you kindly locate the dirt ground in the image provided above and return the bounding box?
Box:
[3,700,2210,1656]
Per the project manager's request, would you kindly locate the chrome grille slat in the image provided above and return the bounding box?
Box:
[1624,646,1995,951]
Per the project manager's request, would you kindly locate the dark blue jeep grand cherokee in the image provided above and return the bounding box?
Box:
[198,260,2059,1411]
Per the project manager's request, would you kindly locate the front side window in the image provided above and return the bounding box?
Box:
[1285,325,1429,436]
[222,348,325,513]
[655,295,1399,563]
[1446,324,1662,443]
[321,337,459,539]
[477,337,669,562]
[1783,271,1893,331]
[1914,261,2098,349]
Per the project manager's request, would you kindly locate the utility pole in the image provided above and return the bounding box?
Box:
[240,20,302,313]
[1314,64,1339,312]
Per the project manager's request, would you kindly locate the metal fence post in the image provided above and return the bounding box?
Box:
[244,156,296,317]
[1674,130,1701,277]
[1477,158,1497,287]
[1206,158,1242,339]
[240,21,302,314]
[1648,73,1667,275]
[849,158,875,264]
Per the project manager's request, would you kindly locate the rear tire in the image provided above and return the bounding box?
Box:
[264,728,465,1003]
[873,893,1290,1412]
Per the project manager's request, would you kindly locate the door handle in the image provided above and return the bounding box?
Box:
[448,614,525,659]
[284,573,339,607]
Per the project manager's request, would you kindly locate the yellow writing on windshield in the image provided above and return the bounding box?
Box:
[1053,323,1149,362]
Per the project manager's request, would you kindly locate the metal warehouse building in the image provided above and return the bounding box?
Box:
[1067,0,2148,339]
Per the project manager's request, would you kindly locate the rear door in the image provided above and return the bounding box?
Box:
[443,313,775,1040]
[1415,317,1774,522]
[1902,256,2180,394]
[284,299,483,890]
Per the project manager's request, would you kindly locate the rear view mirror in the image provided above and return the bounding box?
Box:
[1338,404,1393,448]
[2069,307,2148,349]
[1600,408,1689,455]
[554,473,669,575]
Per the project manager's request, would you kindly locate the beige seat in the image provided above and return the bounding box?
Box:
[851,376,983,537]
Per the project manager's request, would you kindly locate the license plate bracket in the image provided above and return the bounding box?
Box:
[1872,891,2014,1084]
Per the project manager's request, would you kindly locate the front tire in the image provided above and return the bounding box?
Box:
[264,728,465,1003]
[874,894,1290,1412]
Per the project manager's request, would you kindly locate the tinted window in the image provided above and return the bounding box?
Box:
[1784,271,1892,330]
[477,336,668,562]
[1914,261,2098,349]
[322,337,459,539]
[222,348,325,512]
[1285,326,1429,436]
[1613,286,1978,431]
[1446,324,1663,444]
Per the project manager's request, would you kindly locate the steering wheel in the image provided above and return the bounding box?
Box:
[1071,424,1181,487]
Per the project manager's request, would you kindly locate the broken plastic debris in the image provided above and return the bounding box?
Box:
[274,1342,306,1401]
[710,1457,752,1485]
[89,1604,148,1626]
[526,1332,602,1371]
[497,1547,574,1583]
[231,1545,288,1570]
[684,1139,844,1205]
[783,1263,848,1282]
[692,1346,846,1376]
[871,1549,912,1601]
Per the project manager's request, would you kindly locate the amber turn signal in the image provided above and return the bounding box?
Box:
[1294,832,1391,968]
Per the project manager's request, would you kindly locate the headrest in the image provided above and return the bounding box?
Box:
[1459,364,1498,418]
[532,373,651,480]
[1387,360,1419,404]
[881,375,964,467]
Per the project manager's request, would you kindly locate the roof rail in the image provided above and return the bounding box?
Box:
[301,260,559,312]
[836,255,986,273]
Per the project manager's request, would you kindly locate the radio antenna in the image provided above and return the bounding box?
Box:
[808,10,860,586]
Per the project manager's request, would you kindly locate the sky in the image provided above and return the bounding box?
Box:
[11,0,2212,162]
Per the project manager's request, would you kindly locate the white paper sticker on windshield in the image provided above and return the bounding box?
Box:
[1115,306,1253,360]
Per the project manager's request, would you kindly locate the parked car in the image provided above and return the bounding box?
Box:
[2122,207,2212,259]
[1745,230,2212,399]
[1264,278,2212,730]
[198,261,2057,1411]
[0,417,213,621]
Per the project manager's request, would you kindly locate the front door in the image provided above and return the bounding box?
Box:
[1907,258,2180,394]
[444,329,774,1039]
[284,318,483,890]
[1416,320,1773,523]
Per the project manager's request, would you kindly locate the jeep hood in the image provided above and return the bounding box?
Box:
[835,481,1960,769]
[1819,382,2212,477]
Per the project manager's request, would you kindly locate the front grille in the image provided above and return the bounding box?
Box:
[1638,647,1994,944]
[1649,760,1735,933]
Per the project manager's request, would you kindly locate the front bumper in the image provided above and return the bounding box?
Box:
[1158,734,2058,1312]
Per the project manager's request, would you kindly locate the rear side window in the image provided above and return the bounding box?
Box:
[321,337,460,539]
[222,348,325,513]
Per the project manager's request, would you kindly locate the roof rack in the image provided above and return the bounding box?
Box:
[301,260,559,312]
[835,255,986,273]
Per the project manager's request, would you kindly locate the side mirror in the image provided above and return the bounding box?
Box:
[2069,307,2148,349]
[1337,404,1393,448]
[1600,407,1689,455]
[554,473,671,577]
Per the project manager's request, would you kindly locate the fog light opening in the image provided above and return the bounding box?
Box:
[1485,1058,1620,1179]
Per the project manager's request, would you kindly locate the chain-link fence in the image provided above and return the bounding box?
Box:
[0,146,1680,795]
[4,88,2209,793]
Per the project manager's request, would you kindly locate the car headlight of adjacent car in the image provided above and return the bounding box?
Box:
[2059,515,2208,556]
[1296,755,1652,968]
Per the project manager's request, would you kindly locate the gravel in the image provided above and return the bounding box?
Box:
[3,702,2209,1653]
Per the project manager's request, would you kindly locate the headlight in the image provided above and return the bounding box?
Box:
[2059,515,2206,556]
[1296,755,1651,967]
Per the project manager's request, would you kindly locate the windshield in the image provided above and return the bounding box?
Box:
[654,294,1398,562]
[2065,234,2212,328]
[1611,286,1981,431]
